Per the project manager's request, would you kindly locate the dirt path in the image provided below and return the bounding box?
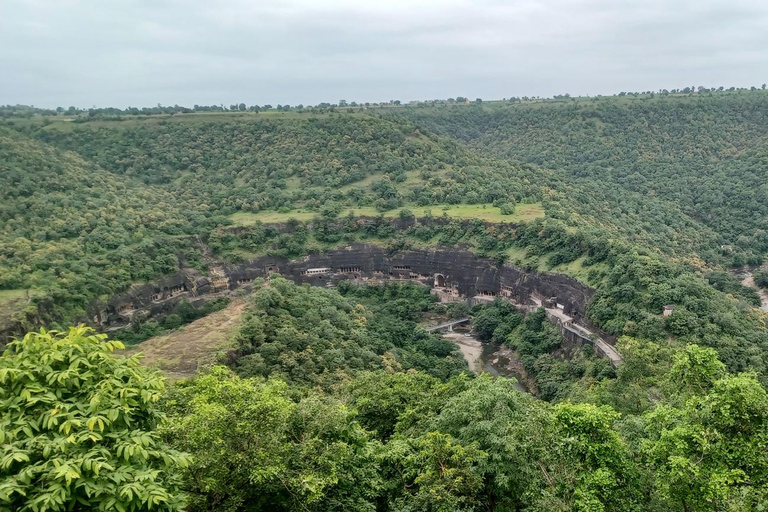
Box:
[122,299,248,379]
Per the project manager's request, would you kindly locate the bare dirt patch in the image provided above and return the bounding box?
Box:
[123,300,247,379]
[742,273,768,312]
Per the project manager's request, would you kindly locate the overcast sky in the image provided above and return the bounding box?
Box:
[2,0,768,108]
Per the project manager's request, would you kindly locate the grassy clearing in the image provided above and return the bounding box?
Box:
[544,256,604,284]
[230,202,545,226]
[502,248,606,287]
[122,300,247,379]
[337,172,386,191]
[0,289,30,305]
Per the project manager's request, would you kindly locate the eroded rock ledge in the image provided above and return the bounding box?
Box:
[82,243,620,365]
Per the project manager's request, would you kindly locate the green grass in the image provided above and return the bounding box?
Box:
[504,246,529,262]
[0,289,30,305]
[230,203,545,226]
[502,247,608,287]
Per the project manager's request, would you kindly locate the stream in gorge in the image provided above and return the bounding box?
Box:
[442,330,531,393]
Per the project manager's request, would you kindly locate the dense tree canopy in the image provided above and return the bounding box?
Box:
[232,278,467,384]
[394,93,768,264]
[4,92,768,511]
[0,327,187,512]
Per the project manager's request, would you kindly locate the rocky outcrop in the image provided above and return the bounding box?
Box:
[3,242,618,362]
[84,243,595,330]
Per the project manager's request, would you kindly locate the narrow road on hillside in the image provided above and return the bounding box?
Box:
[545,307,623,366]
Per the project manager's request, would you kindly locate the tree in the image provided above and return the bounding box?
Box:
[644,372,768,510]
[382,432,485,512]
[0,326,187,511]
[164,367,379,511]
[667,344,726,398]
[548,403,642,511]
[499,202,515,215]
[754,268,768,289]
[434,375,549,510]
[398,208,415,221]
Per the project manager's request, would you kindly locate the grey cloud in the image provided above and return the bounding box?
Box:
[1,0,767,108]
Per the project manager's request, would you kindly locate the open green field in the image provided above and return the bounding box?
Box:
[230,202,545,226]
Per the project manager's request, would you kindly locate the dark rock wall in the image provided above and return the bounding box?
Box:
[84,243,595,332]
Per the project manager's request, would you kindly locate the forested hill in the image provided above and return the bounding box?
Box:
[0,102,766,342]
[29,115,543,212]
[14,111,729,258]
[392,93,768,265]
[0,115,546,331]
[0,127,214,328]
[5,95,768,510]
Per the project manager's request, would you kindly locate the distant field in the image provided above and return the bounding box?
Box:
[230,202,545,226]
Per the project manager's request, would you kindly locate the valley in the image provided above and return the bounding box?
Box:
[4,90,768,511]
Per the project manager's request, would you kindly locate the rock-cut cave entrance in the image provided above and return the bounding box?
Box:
[434,273,446,288]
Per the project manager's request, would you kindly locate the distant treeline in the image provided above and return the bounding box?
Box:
[3,82,766,118]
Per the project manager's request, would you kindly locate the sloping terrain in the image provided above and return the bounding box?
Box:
[392,93,768,264]
[34,115,544,214]
[123,299,246,378]
[0,127,205,326]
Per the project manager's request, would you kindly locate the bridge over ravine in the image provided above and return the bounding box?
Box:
[424,317,470,332]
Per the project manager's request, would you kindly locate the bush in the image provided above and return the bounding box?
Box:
[0,326,187,511]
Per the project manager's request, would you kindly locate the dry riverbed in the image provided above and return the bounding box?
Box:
[442,331,534,393]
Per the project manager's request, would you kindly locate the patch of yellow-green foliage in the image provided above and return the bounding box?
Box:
[230,202,545,226]
[0,326,188,511]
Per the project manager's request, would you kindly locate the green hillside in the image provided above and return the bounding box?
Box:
[0,127,210,327]
[0,115,550,330]
[32,115,542,213]
[393,92,768,264]
[2,98,768,381]
[5,92,768,511]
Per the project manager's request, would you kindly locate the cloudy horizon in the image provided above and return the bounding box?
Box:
[2,0,768,109]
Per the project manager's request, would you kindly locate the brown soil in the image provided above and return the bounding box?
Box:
[122,299,248,379]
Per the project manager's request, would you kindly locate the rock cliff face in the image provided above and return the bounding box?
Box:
[85,243,595,331]
[2,242,615,362]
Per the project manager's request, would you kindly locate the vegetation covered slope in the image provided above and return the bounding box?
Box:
[4,90,768,511]
[0,127,218,329]
[393,92,768,264]
[30,115,541,213]
[3,99,768,386]
[231,278,468,384]
[1,114,547,331]
[5,285,768,512]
